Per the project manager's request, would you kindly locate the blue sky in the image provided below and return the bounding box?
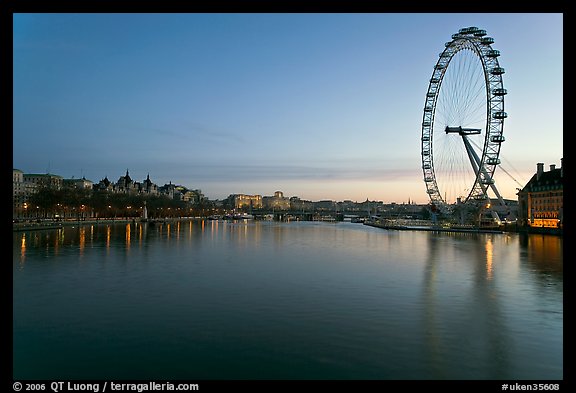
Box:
[13,13,563,203]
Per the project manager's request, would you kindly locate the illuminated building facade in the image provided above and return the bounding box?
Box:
[517,159,563,228]
[232,194,263,209]
[263,191,290,210]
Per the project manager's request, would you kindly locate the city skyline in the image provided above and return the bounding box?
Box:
[13,13,563,203]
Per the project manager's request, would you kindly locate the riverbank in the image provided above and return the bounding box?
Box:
[12,218,136,232]
[363,221,504,234]
[12,218,196,232]
[363,220,563,236]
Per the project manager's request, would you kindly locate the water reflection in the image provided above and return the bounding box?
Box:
[106,225,111,250]
[14,222,563,276]
[520,234,563,279]
[421,231,564,379]
[19,234,26,266]
[13,221,563,380]
[422,233,509,379]
[422,235,443,377]
[79,227,86,256]
[485,237,493,280]
[125,223,131,250]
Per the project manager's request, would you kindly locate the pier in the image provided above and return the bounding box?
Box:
[363,220,503,234]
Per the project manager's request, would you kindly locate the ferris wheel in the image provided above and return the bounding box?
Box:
[421,26,507,207]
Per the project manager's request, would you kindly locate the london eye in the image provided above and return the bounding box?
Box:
[421,27,507,208]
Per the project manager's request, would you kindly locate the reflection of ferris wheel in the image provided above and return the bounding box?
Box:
[421,27,507,207]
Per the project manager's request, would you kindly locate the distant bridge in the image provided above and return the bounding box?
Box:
[243,209,378,221]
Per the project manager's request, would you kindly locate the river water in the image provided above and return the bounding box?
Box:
[13,220,563,380]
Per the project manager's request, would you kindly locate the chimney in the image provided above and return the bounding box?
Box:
[550,164,556,171]
[537,162,544,180]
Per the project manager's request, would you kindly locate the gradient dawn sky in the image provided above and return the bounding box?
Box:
[13,13,563,203]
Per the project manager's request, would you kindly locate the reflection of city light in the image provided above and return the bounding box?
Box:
[20,234,26,265]
[106,226,111,249]
[79,227,86,255]
[527,235,563,267]
[485,238,493,280]
[126,223,131,249]
[54,229,60,256]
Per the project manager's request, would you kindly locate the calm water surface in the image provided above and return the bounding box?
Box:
[13,220,563,380]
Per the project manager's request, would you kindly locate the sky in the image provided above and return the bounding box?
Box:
[12,13,563,203]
